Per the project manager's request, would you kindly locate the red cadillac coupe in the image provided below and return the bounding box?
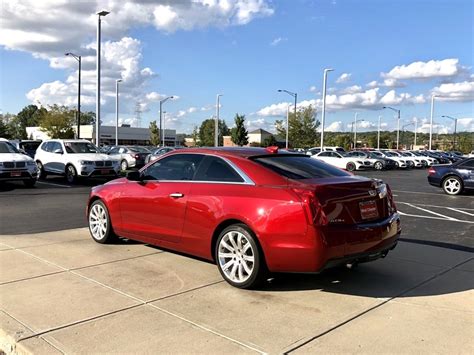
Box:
[87,147,400,289]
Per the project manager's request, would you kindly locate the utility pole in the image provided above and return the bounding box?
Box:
[320,68,334,150]
[215,94,223,147]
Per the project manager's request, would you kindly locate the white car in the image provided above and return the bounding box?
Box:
[312,151,372,171]
[389,151,423,168]
[373,151,409,169]
[406,151,437,166]
[468,151,474,158]
[34,139,120,183]
[0,138,38,187]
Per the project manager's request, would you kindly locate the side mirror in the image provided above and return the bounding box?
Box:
[126,171,142,181]
[54,149,63,154]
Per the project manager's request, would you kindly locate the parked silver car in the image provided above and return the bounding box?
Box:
[107,146,151,171]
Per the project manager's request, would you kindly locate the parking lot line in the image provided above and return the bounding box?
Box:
[37,181,72,188]
[392,189,474,198]
[398,202,458,221]
[446,207,474,217]
[395,203,474,212]
[398,211,474,224]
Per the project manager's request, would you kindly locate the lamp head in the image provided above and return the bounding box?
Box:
[97,10,110,16]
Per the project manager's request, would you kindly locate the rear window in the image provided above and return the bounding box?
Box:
[253,155,350,180]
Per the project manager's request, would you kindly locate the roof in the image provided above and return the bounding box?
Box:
[249,128,273,135]
[170,147,292,158]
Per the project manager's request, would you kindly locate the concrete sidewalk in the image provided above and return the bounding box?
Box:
[0,229,473,354]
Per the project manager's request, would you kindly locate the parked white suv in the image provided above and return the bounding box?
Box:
[34,139,120,183]
[312,151,372,171]
[0,138,38,187]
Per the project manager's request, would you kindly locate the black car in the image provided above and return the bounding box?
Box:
[10,140,42,158]
[427,158,474,195]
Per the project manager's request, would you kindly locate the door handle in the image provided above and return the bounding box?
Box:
[169,193,184,198]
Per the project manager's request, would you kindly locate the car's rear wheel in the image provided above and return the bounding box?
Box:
[36,161,47,179]
[120,160,128,171]
[216,224,265,289]
[374,161,383,170]
[23,179,36,187]
[346,162,356,171]
[65,164,77,184]
[442,176,463,195]
[88,200,117,243]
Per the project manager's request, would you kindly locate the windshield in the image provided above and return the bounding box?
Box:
[401,153,411,157]
[368,153,380,159]
[0,142,20,154]
[385,152,397,157]
[129,146,150,153]
[64,142,100,154]
[253,155,350,180]
[372,152,383,157]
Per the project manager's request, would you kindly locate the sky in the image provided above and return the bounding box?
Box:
[1,0,473,135]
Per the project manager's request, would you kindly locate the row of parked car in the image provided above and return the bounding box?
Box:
[299,146,471,172]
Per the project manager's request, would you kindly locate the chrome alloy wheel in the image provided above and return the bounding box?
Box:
[218,231,255,284]
[443,177,461,195]
[89,203,108,240]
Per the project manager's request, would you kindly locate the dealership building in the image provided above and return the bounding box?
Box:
[26,125,177,146]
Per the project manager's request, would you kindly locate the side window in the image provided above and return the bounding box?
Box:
[347,152,356,157]
[119,147,127,154]
[319,152,331,157]
[42,142,52,152]
[195,156,244,183]
[109,147,119,154]
[143,154,204,181]
[458,160,474,169]
[50,142,62,153]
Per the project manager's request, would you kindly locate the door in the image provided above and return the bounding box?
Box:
[46,141,64,173]
[119,153,204,242]
[457,160,474,188]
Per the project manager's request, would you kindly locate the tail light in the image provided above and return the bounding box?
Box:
[292,188,327,225]
[386,184,397,213]
[428,167,436,175]
[130,153,140,159]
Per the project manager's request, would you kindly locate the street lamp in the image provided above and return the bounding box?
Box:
[286,105,290,149]
[402,122,415,149]
[215,94,223,147]
[429,95,439,150]
[277,89,297,148]
[96,10,110,146]
[377,116,382,150]
[382,106,400,149]
[162,111,167,145]
[351,113,365,149]
[159,96,174,147]
[65,52,81,139]
[115,79,122,146]
[320,68,334,150]
[442,115,458,149]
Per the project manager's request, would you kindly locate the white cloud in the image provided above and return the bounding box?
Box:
[339,85,363,94]
[336,73,351,83]
[456,118,474,131]
[270,37,286,46]
[431,81,474,102]
[325,121,343,132]
[366,78,406,88]
[309,85,319,93]
[383,58,468,80]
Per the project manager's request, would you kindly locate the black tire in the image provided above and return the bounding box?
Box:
[442,176,463,196]
[36,161,47,179]
[23,179,36,188]
[65,164,78,184]
[120,160,128,171]
[374,161,383,171]
[215,224,266,289]
[88,200,117,244]
[346,162,356,172]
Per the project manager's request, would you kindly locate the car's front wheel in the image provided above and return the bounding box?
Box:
[88,200,117,243]
[215,224,265,289]
[66,164,78,184]
[442,176,463,195]
[346,162,356,171]
[120,160,128,171]
[374,161,383,170]
[36,161,47,179]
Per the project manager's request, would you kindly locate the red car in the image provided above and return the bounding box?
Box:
[87,147,401,289]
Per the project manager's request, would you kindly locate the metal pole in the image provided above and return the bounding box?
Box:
[286,105,290,149]
[320,68,333,150]
[293,93,297,136]
[215,94,222,147]
[454,119,457,149]
[396,110,400,150]
[163,111,166,146]
[377,116,381,150]
[96,15,101,146]
[115,79,121,146]
[77,56,81,139]
[353,113,358,149]
[429,95,436,150]
[414,118,417,147]
[159,101,163,147]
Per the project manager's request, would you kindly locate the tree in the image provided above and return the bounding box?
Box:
[14,105,47,139]
[39,105,75,139]
[230,114,249,146]
[262,135,277,147]
[80,111,96,125]
[198,118,230,146]
[367,134,378,148]
[334,134,352,151]
[149,120,160,146]
[275,105,319,148]
[191,125,199,146]
[0,116,11,139]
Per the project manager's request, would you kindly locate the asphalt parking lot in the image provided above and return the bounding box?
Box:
[1,168,473,353]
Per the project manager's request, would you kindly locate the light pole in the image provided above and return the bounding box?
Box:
[429,95,438,150]
[382,106,400,149]
[277,89,297,148]
[215,94,223,147]
[320,68,334,150]
[159,96,174,147]
[96,10,109,146]
[351,114,365,149]
[162,111,167,146]
[286,105,290,149]
[402,122,414,149]
[442,115,458,149]
[414,118,418,147]
[377,116,382,150]
[115,79,122,146]
[65,52,81,139]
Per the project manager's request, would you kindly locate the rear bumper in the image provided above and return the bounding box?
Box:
[264,213,401,273]
[427,175,442,187]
